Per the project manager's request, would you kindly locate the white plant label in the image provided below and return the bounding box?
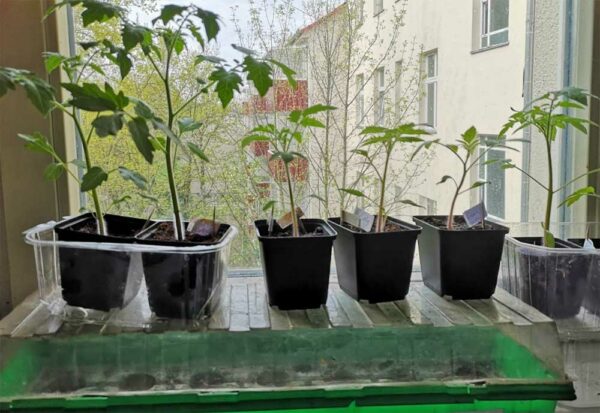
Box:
[277,207,304,229]
[354,207,375,232]
[583,238,596,250]
[463,202,487,227]
[341,210,361,229]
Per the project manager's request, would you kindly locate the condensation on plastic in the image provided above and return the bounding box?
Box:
[23,220,237,326]
[498,222,600,410]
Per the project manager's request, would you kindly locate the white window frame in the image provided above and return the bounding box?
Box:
[423,52,437,128]
[374,0,383,16]
[375,67,385,126]
[480,0,509,48]
[478,136,506,220]
[356,74,365,126]
[394,60,403,121]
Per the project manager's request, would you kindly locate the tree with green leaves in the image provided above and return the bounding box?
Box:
[499,87,600,247]
[242,104,335,237]
[341,123,429,232]
[413,126,521,230]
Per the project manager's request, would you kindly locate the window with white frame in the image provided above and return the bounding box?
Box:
[423,51,437,127]
[374,0,383,16]
[375,67,385,125]
[394,60,403,120]
[356,74,365,126]
[480,0,509,48]
[478,136,506,219]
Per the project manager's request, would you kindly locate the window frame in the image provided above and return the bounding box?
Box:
[480,0,509,49]
[423,51,437,128]
[375,67,385,126]
[394,60,403,121]
[373,0,384,16]
[356,73,365,126]
[478,135,506,220]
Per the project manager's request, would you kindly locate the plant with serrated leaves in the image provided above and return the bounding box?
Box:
[0,59,147,236]
[1,1,295,241]
[242,104,335,237]
[413,126,521,231]
[341,123,430,232]
[499,87,600,247]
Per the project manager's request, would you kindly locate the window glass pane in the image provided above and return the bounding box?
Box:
[490,30,508,45]
[426,82,435,126]
[481,35,489,48]
[427,54,436,77]
[481,0,489,34]
[490,0,509,32]
[486,148,505,218]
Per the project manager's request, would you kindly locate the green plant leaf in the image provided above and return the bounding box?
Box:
[270,151,294,163]
[303,104,336,116]
[92,113,123,137]
[154,4,187,25]
[196,8,220,41]
[360,125,389,135]
[81,166,108,192]
[61,82,128,111]
[461,126,478,143]
[127,118,154,163]
[187,142,209,162]
[151,119,180,144]
[559,186,596,207]
[133,99,154,119]
[341,188,366,197]
[268,59,297,89]
[469,180,489,190]
[178,117,202,133]
[437,175,454,185]
[288,110,302,123]
[209,67,242,107]
[195,54,226,65]
[5,69,56,115]
[43,52,66,74]
[556,86,588,105]
[232,44,256,55]
[44,163,64,181]
[544,230,556,248]
[243,55,273,97]
[118,166,147,190]
[71,159,86,169]
[122,24,151,51]
[262,200,276,211]
[300,117,325,128]
[79,1,123,27]
[241,134,270,148]
[17,132,54,155]
[398,199,423,208]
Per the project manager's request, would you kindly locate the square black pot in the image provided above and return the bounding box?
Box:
[413,215,509,300]
[328,217,420,303]
[255,219,336,310]
[136,222,232,319]
[54,213,149,311]
[506,237,591,318]
[568,238,600,315]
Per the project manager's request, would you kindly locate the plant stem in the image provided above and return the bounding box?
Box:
[543,99,555,246]
[448,161,468,230]
[376,145,392,232]
[164,46,184,241]
[72,111,106,235]
[284,162,299,237]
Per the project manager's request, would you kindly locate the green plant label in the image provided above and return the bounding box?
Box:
[463,202,487,227]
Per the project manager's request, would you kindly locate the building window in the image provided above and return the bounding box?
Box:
[423,51,437,127]
[356,74,365,126]
[481,0,509,48]
[374,0,383,16]
[478,136,506,219]
[375,67,385,125]
[394,60,403,121]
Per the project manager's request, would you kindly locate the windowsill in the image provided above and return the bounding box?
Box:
[471,41,509,55]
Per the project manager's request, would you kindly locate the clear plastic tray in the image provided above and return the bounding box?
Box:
[24,219,237,326]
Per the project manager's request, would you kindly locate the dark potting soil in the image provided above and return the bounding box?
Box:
[68,218,144,237]
[118,373,157,391]
[269,223,328,238]
[339,219,405,233]
[189,369,227,387]
[148,221,227,243]
[420,216,495,231]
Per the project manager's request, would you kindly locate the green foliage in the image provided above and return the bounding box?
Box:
[243,104,335,236]
[81,166,108,192]
[0,67,55,115]
[342,123,430,232]
[501,87,599,246]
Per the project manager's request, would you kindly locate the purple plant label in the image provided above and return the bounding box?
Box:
[463,202,487,227]
[354,207,375,232]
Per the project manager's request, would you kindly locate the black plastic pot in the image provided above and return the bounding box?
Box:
[54,213,148,311]
[413,215,509,300]
[136,222,232,319]
[255,219,336,310]
[328,217,420,303]
[568,238,600,315]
